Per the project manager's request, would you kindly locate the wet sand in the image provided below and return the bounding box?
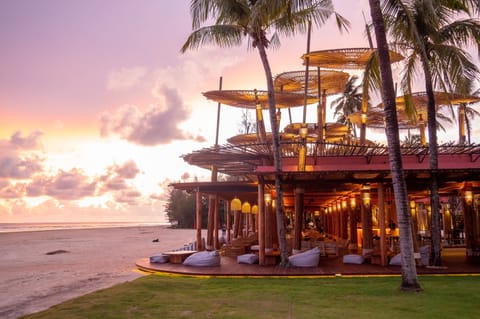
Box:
[0,226,198,319]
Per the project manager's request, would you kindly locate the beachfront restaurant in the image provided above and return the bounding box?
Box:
[169,48,480,268]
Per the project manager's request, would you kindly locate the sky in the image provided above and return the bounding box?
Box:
[0,0,475,223]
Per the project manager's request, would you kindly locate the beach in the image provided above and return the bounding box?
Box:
[0,226,198,319]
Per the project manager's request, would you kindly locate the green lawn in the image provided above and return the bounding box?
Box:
[21,274,480,319]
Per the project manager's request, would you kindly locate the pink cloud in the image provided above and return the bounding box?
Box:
[100,85,206,145]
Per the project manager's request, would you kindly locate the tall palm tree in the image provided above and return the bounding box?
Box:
[368,0,421,291]
[383,0,480,267]
[181,0,348,266]
[330,75,362,136]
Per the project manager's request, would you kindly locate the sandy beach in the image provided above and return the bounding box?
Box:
[0,226,199,319]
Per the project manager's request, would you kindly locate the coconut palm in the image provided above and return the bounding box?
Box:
[368,0,422,291]
[181,0,348,266]
[330,75,362,136]
[382,0,480,267]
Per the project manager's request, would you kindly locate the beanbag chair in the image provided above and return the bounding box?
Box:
[289,247,321,267]
[342,254,365,264]
[389,253,402,266]
[237,253,259,264]
[149,254,169,264]
[183,251,221,267]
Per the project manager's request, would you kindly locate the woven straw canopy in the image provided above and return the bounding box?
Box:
[203,90,318,109]
[348,107,417,129]
[376,91,480,111]
[302,48,404,70]
[274,70,349,95]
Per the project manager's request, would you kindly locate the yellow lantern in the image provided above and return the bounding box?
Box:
[241,201,251,214]
[251,204,258,214]
[231,198,242,211]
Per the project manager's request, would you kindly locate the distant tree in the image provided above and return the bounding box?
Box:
[238,108,256,134]
[164,187,209,228]
[330,75,363,136]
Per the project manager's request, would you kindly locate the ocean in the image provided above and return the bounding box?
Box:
[0,222,169,233]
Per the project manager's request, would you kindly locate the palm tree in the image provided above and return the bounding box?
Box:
[330,75,362,136]
[181,0,348,266]
[383,0,480,267]
[368,0,422,291]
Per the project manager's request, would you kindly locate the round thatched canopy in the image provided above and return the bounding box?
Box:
[348,107,417,129]
[274,70,349,95]
[376,91,480,111]
[302,47,404,70]
[203,90,319,109]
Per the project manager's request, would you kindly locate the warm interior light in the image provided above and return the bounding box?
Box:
[361,184,371,207]
[314,210,320,217]
[299,126,308,139]
[251,204,258,214]
[409,200,416,210]
[231,198,242,211]
[361,113,367,124]
[350,195,356,209]
[264,193,272,204]
[342,199,347,209]
[464,183,473,205]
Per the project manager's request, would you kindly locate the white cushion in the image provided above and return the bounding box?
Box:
[237,253,259,264]
[149,254,169,264]
[183,251,221,267]
[389,253,402,266]
[289,247,321,267]
[342,254,365,264]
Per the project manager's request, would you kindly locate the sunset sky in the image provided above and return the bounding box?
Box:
[0,1,474,223]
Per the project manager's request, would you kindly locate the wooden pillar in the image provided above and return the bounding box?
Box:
[226,200,231,243]
[348,195,358,252]
[378,183,388,266]
[258,182,266,265]
[459,104,466,144]
[196,191,203,251]
[293,187,304,252]
[265,192,273,252]
[463,183,475,258]
[361,184,373,253]
[206,195,215,250]
[214,195,220,250]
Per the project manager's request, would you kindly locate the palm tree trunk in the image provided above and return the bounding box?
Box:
[422,57,442,267]
[256,42,289,266]
[368,0,421,291]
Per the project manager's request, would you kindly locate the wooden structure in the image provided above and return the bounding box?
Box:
[170,47,480,267]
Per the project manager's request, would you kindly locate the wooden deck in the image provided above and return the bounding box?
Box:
[136,248,480,277]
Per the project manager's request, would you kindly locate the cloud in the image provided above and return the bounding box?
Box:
[0,131,44,179]
[115,190,142,205]
[114,160,140,179]
[100,85,206,145]
[42,169,97,200]
[107,66,147,90]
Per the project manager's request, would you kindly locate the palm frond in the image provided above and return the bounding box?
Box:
[181,25,244,53]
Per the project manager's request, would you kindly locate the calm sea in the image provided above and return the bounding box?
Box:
[0,222,169,233]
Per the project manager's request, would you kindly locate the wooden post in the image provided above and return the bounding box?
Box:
[258,182,265,265]
[294,187,304,252]
[196,190,203,251]
[378,183,387,266]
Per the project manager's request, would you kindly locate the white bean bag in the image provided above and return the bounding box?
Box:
[149,254,169,264]
[289,247,321,267]
[342,254,365,264]
[237,253,259,264]
[183,251,221,267]
[389,253,402,266]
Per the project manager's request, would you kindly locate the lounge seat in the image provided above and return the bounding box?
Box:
[183,251,221,267]
[289,247,321,267]
[149,254,169,264]
[237,253,259,264]
[342,254,365,264]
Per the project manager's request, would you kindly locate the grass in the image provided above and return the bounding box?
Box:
[21,274,480,319]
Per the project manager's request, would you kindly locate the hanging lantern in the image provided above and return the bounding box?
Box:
[231,198,242,211]
[264,193,272,204]
[241,201,251,214]
[350,194,356,209]
[464,182,473,205]
[361,184,371,208]
[342,199,347,210]
[251,204,258,214]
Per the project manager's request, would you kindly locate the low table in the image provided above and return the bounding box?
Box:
[163,250,197,264]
